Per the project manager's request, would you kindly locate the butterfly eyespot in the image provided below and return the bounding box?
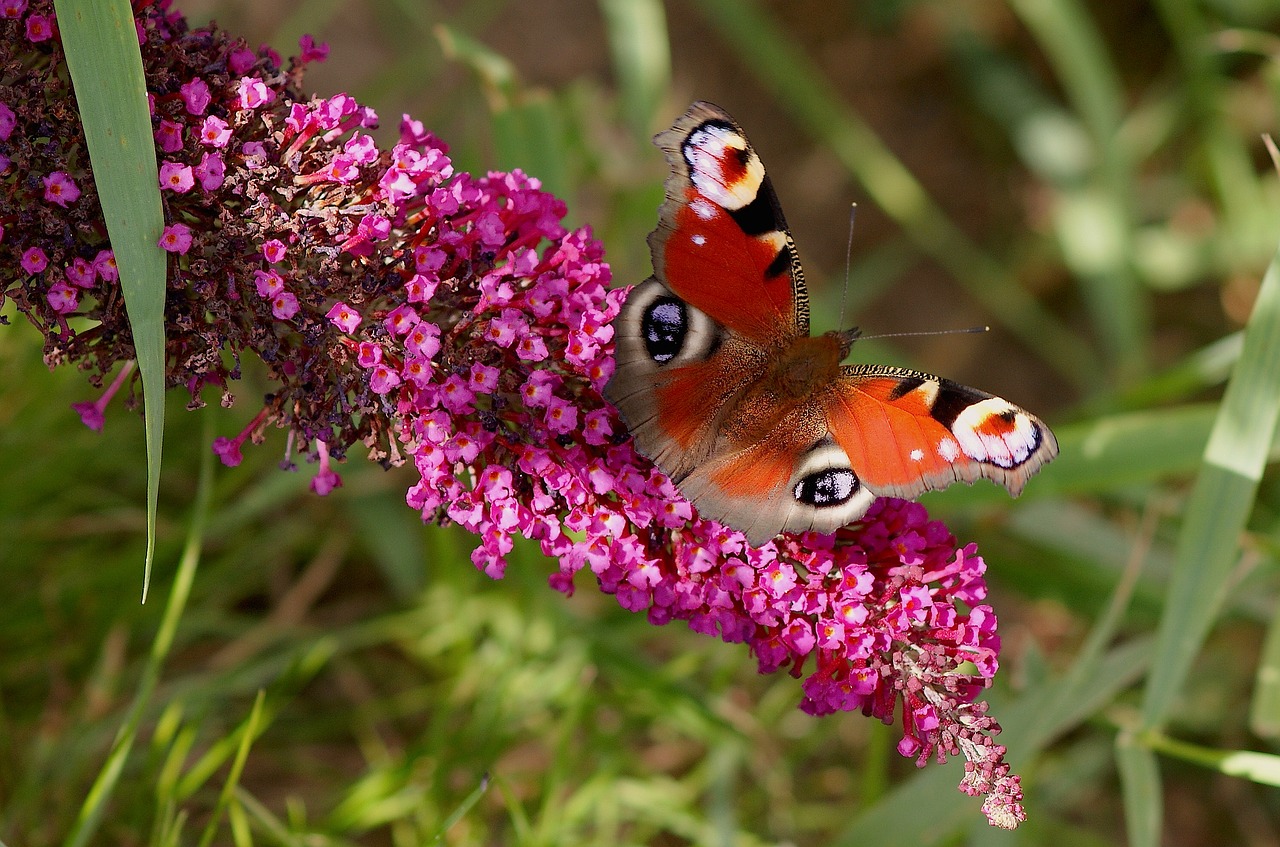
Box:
[793,468,859,508]
[642,296,688,364]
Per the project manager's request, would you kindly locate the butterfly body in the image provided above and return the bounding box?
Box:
[606,102,1058,546]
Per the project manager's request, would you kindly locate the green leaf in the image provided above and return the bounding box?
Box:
[53,0,167,601]
[1116,734,1162,847]
[1142,245,1280,731]
[598,0,671,142]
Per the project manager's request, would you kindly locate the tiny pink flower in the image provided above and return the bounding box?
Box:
[198,115,232,147]
[468,363,500,393]
[236,76,275,110]
[404,273,438,303]
[42,171,80,206]
[154,119,184,152]
[70,361,134,432]
[179,77,211,115]
[261,239,287,263]
[65,257,97,288]
[356,342,383,368]
[158,161,195,193]
[158,223,193,254]
[404,323,440,358]
[93,250,117,281]
[194,152,225,191]
[0,0,27,19]
[326,302,361,332]
[298,34,329,63]
[21,247,48,274]
[369,364,402,395]
[544,396,579,435]
[46,281,78,314]
[270,291,300,320]
[227,46,256,75]
[253,269,284,297]
[383,304,419,335]
[0,101,15,141]
[25,12,52,41]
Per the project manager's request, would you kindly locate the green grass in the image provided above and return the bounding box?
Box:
[7,0,1280,844]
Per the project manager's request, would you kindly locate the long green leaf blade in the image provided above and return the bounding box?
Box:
[1142,244,1280,731]
[54,0,166,600]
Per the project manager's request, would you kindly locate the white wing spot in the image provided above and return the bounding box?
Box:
[938,438,960,462]
[691,233,707,246]
[690,198,717,220]
[910,449,924,462]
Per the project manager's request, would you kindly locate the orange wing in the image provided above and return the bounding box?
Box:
[649,101,808,346]
[824,367,1059,501]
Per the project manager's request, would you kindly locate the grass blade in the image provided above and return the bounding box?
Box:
[1141,245,1280,730]
[53,0,167,601]
[598,0,670,142]
[1116,734,1161,847]
[62,417,213,847]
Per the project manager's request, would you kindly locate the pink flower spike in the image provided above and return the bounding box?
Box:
[158,223,194,254]
[70,360,135,432]
[42,171,80,207]
[158,161,195,193]
[310,441,342,494]
[21,246,48,274]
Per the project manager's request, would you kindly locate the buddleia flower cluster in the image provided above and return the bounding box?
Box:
[0,0,1025,827]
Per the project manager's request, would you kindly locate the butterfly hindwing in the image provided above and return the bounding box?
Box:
[824,367,1058,501]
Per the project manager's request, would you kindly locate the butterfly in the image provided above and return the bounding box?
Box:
[605,101,1058,546]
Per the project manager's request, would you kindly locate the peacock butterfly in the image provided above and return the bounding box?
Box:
[605,101,1058,546]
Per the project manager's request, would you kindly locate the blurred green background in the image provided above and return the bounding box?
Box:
[6,0,1280,843]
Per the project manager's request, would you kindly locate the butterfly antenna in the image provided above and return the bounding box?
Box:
[857,325,991,342]
[837,202,857,330]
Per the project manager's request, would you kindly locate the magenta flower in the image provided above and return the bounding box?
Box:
[158,223,193,253]
[0,0,1029,828]
[179,77,210,114]
[41,171,79,206]
[0,101,14,140]
[46,280,77,313]
[23,10,48,40]
[158,161,194,192]
[71,361,135,431]
[0,0,27,20]
[21,246,47,274]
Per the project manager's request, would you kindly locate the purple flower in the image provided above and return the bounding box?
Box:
[42,171,79,206]
[24,11,50,40]
[21,246,48,274]
[158,161,194,192]
[0,101,14,140]
[179,77,211,115]
[158,223,193,253]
